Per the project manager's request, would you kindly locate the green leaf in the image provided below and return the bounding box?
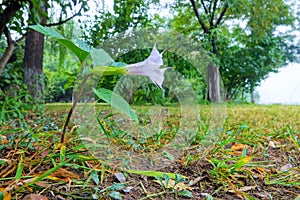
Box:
[175,174,185,185]
[91,170,99,185]
[0,192,3,200]
[29,24,64,39]
[203,193,214,200]
[108,183,125,191]
[29,24,90,62]
[90,48,114,66]
[93,88,138,123]
[179,190,193,198]
[15,161,23,181]
[109,191,122,200]
[125,169,187,179]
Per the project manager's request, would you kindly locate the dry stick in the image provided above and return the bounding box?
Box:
[61,74,92,144]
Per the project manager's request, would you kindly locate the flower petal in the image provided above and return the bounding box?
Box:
[146,43,164,65]
[148,68,170,89]
[125,44,169,90]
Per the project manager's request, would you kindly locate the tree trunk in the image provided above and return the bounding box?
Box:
[24,29,45,101]
[23,1,47,102]
[251,91,255,103]
[207,63,221,103]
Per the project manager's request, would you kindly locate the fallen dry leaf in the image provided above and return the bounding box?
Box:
[228,185,257,193]
[23,194,48,200]
[231,143,247,151]
[189,176,205,186]
[153,179,192,191]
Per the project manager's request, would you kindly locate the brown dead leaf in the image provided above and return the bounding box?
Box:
[34,168,79,183]
[48,168,79,179]
[23,194,48,200]
[231,143,246,151]
[189,176,205,186]
[228,185,257,193]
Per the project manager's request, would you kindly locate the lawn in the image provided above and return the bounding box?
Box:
[0,104,299,199]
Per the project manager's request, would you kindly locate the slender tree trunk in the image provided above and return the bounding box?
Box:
[208,34,221,103]
[251,90,255,103]
[241,88,244,101]
[23,1,47,101]
[24,29,45,101]
[207,63,221,102]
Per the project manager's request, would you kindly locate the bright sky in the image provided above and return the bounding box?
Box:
[256,63,300,104]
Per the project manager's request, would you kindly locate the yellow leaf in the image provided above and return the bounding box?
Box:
[231,143,246,151]
[153,179,192,191]
[0,188,11,200]
[234,156,252,169]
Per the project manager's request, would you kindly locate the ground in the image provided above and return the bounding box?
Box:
[0,104,299,199]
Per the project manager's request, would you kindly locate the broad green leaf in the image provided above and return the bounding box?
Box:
[108,183,125,191]
[93,88,138,123]
[179,190,193,198]
[109,191,122,200]
[29,24,64,39]
[29,24,90,62]
[90,48,114,67]
[91,170,99,185]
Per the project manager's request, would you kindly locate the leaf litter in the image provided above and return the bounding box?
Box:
[0,104,299,199]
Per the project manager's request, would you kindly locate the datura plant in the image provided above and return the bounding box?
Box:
[29,24,169,90]
[93,44,170,90]
[29,24,170,126]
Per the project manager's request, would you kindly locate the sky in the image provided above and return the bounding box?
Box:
[256,63,300,104]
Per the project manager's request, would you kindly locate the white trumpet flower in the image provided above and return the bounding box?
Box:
[93,44,169,89]
[125,44,169,89]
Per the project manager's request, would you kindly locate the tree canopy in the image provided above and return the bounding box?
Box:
[0,0,298,104]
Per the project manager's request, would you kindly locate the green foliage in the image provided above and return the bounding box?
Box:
[93,88,138,123]
[42,22,79,102]
[170,0,297,100]
[0,43,37,123]
[30,24,90,63]
[81,0,157,46]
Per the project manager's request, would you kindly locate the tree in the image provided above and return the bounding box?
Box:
[0,0,88,100]
[23,0,48,101]
[171,0,296,102]
[0,0,26,74]
[190,0,228,102]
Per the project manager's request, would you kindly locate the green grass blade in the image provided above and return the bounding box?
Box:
[125,169,186,179]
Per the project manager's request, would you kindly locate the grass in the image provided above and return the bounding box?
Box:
[0,104,299,199]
